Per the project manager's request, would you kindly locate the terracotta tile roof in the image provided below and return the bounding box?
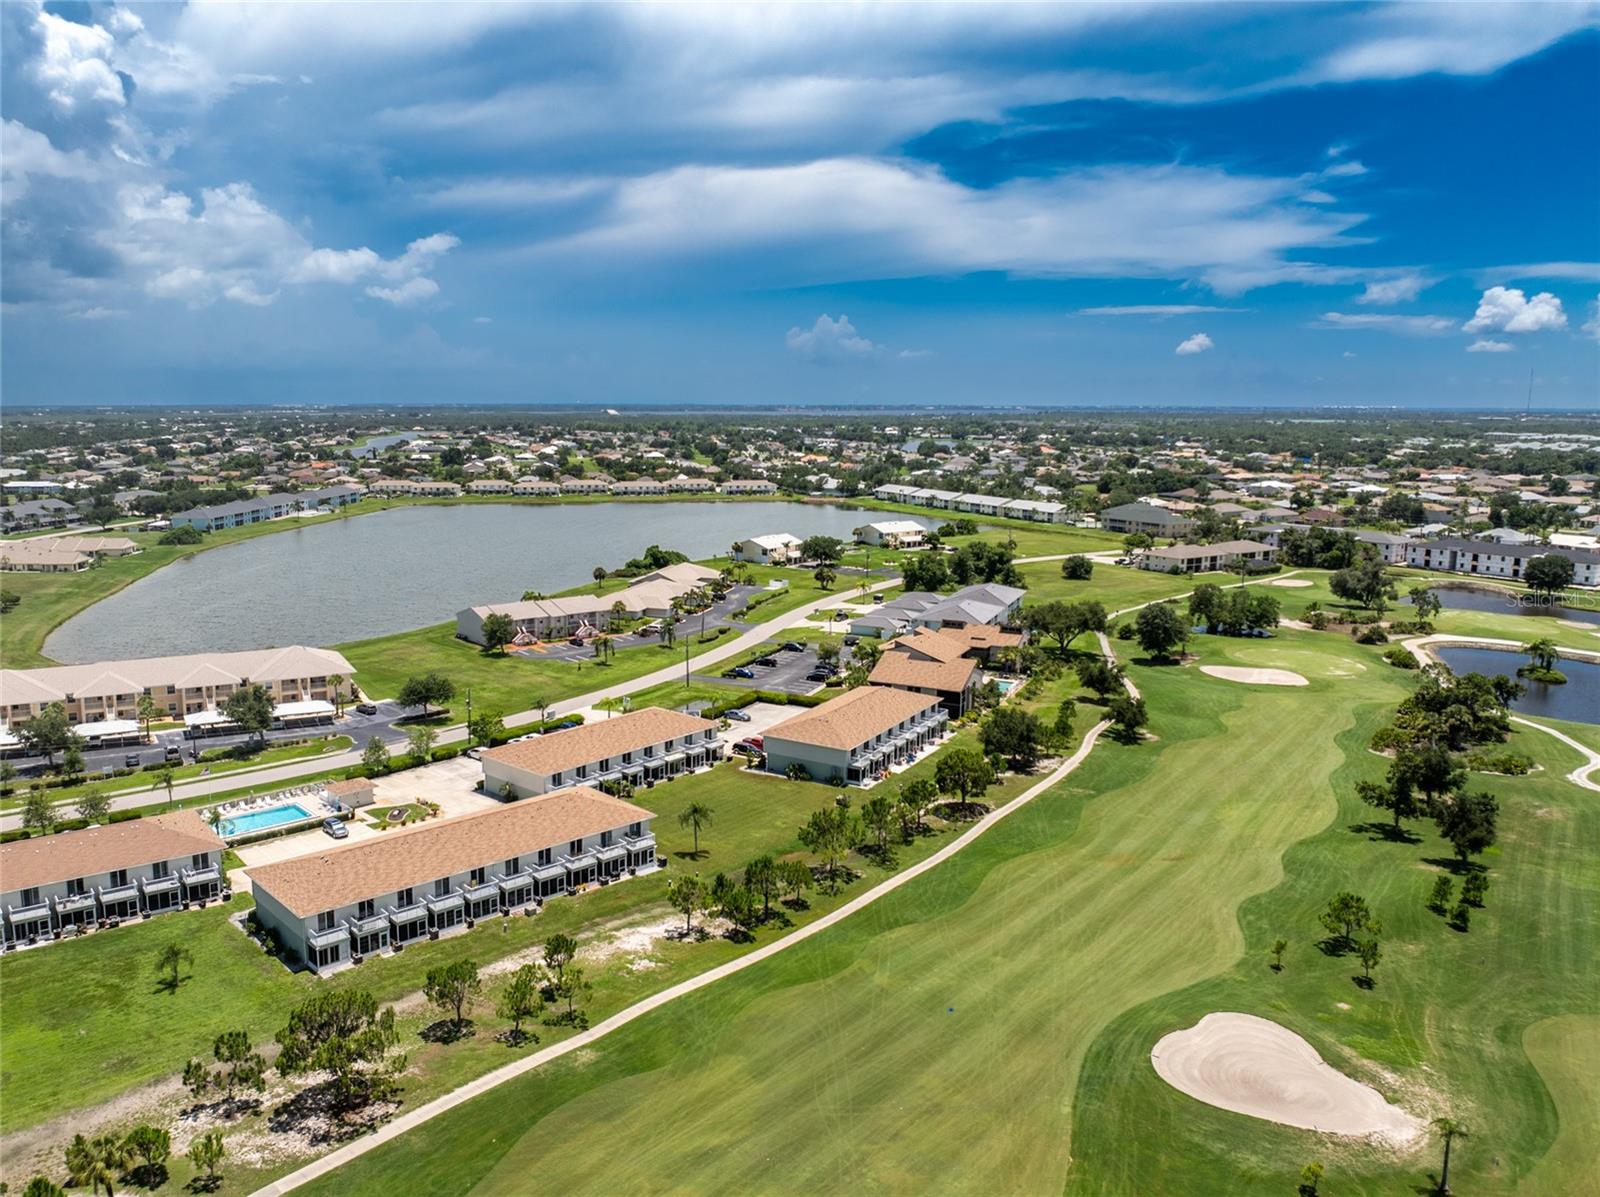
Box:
[248,785,654,918]
[0,810,222,893]
[481,707,716,776]
[764,686,940,752]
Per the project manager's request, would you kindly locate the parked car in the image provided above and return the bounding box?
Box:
[843,635,860,646]
[164,746,183,762]
[726,708,751,722]
[779,641,803,652]
[806,670,833,683]
[355,702,378,715]
[735,736,765,754]
[321,817,348,840]
[723,666,755,679]
[465,746,482,760]
[552,720,580,730]
[753,656,779,667]
[568,636,586,646]
[124,753,142,768]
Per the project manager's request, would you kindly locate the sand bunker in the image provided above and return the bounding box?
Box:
[1152,1013,1423,1143]
[1201,665,1308,686]
[1268,579,1314,588]
[1556,619,1596,631]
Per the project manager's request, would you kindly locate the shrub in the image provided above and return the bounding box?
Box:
[1354,625,1388,645]
[1465,749,1532,775]
[158,524,205,545]
[784,762,812,781]
[1383,647,1419,669]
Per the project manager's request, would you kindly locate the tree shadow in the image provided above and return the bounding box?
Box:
[419,1018,475,1044]
[543,1009,590,1031]
[497,1027,540,1048]
[153,972,193,996]
[779,895,811,913]
[1316,936,1351,958]
[1130,655,1184,668]
[858,843,899,869]
[126,1163,169,1189]
[268,1080,395,1147]
[1422,856,1479,876]
[935,801,991,823]
[181,1093,263,1123]
[186,1175,223,1194]
[672,849,707,862]
[1352,975,1376,990]
[1347,820,1422,845]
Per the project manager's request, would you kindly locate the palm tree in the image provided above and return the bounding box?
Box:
[156,942,194,992]
[678,802,715,856]
[328,673,346,715]
[1525,638,1558,674]
[153,766,177,809]
[66,1132,130,1197]
[1431,1118,1468,1195]
[136,693,160,742]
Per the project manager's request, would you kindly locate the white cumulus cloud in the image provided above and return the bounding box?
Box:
[786,313,880,360]
[1581,296,1600,343]
[1356,274,1430,304]
[1466,339,1515,353]
[1175,332,1213,355]
[1462,286,1567,334]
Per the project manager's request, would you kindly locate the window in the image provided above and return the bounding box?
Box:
[358,899,375,919]
[622,751,633,764]
[397,887,415,907]
[21,887,39,907]
[66,877,86,897]
[151,859,169,879]
[644,745,655,757]
[191,853,211,870]
[629,821,642,837]
[569,838,584,855]
[109,868,129,888]
[537,848,552,866]
[470,867,486,886]
[434,877,450,897]
[552,771,563,786]
[600,758,610,771]
[505,857,520,875]
[575,765,588,778]
[600,830,613,847]
[316,910,335,932]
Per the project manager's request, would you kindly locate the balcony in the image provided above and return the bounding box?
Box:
[306,924,349,951]
[98,882,140,905]
[349,911,388,938]
[425,891,464,917]
[182,864,221,888]
[52,893,96,917]
[140,874,180,897]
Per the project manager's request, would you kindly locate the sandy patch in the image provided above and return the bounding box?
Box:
[1200,665,1309,686]
[1151,1013,1423,1143]
[1268,579,1314,588]
[1557,619,1597,631]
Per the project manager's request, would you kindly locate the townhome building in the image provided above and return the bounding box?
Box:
[512,479,562,497]
[0,645,354,726]
[249,786,656,972]
[560,478,611,495]
[610,479,668,496]
[1,811,224,947]
[466,479,513,494]
[719,479,778,495]
[867,629,981,716]
[1404,539,1600,587]
[734,533,802,565]
[1003,498,1070,523]
[0,498,78,531]
[954,494,1013,517]
[1137,540,1278,574]
[479,707,724,799]
[665,477,716,493]
[762,686,948,786]
[369,479,462,498]
[170,485,361,531]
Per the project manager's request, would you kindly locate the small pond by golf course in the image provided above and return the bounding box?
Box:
[45,501,893,662]
[1433,645,1600,725]
[1407,584,1600,626]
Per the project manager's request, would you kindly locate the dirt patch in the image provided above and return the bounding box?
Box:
[1268,579,1315,588]
[1151,1012,1423,1144]
[1200,665,1309,687]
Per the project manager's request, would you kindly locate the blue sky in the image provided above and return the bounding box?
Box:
[3,1,1598,408]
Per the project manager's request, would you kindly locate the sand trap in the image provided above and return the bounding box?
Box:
[1152,1013,1423,1143]
[1268,578,1314,588]
[1557,619,1597,631]
[1201,665,1308,686]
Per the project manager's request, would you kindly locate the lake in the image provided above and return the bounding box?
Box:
[46,501,892,661]
[1433,646,1600,725]
[1406,584,1600,627]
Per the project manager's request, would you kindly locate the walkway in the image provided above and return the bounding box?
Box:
[252,719,1111,1196]
[1510,716,1600,794]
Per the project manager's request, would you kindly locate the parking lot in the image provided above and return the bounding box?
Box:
[509,584,763,663]
[695,642,832,695]
[714,701,798,752]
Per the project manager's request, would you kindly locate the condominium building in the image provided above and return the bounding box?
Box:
[170,485,361,531]
[762,686,948,785]
[734,533,802,565]
[369,479,462,497]
[1099,502,1196,537]
[867,630,980,716]
[1403,539,1600,587]
[1,811,224,947]
[249,786,656,972]
[1138,540,1278,574]
[480,707,723,798]
[0,645,354,725]
[853,520,927,549]
[0,536,139,574]
[455,563,723,645]
[719,479,778,495]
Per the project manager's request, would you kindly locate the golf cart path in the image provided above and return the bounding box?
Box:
[251,719,1111,1196]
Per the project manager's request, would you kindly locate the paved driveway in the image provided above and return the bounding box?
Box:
[715,701,799,751]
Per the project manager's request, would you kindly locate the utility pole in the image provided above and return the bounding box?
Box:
[684,640,690,687]
[465,688,472,744]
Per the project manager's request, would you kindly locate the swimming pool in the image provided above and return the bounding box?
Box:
[994,678,1020,695]
[219,803,312,837]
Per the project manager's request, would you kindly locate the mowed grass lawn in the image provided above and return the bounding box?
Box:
[303,630,1595,1197]
[1017,557,1236,612]
[0,682,1066,1147]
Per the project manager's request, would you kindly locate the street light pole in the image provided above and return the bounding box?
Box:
[684,641,690,687]
[465,688,472,744]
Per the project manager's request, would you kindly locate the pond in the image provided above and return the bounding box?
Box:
[46,501,881,661]
[1406,584,1600,627]
[1433,646,1600,725]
